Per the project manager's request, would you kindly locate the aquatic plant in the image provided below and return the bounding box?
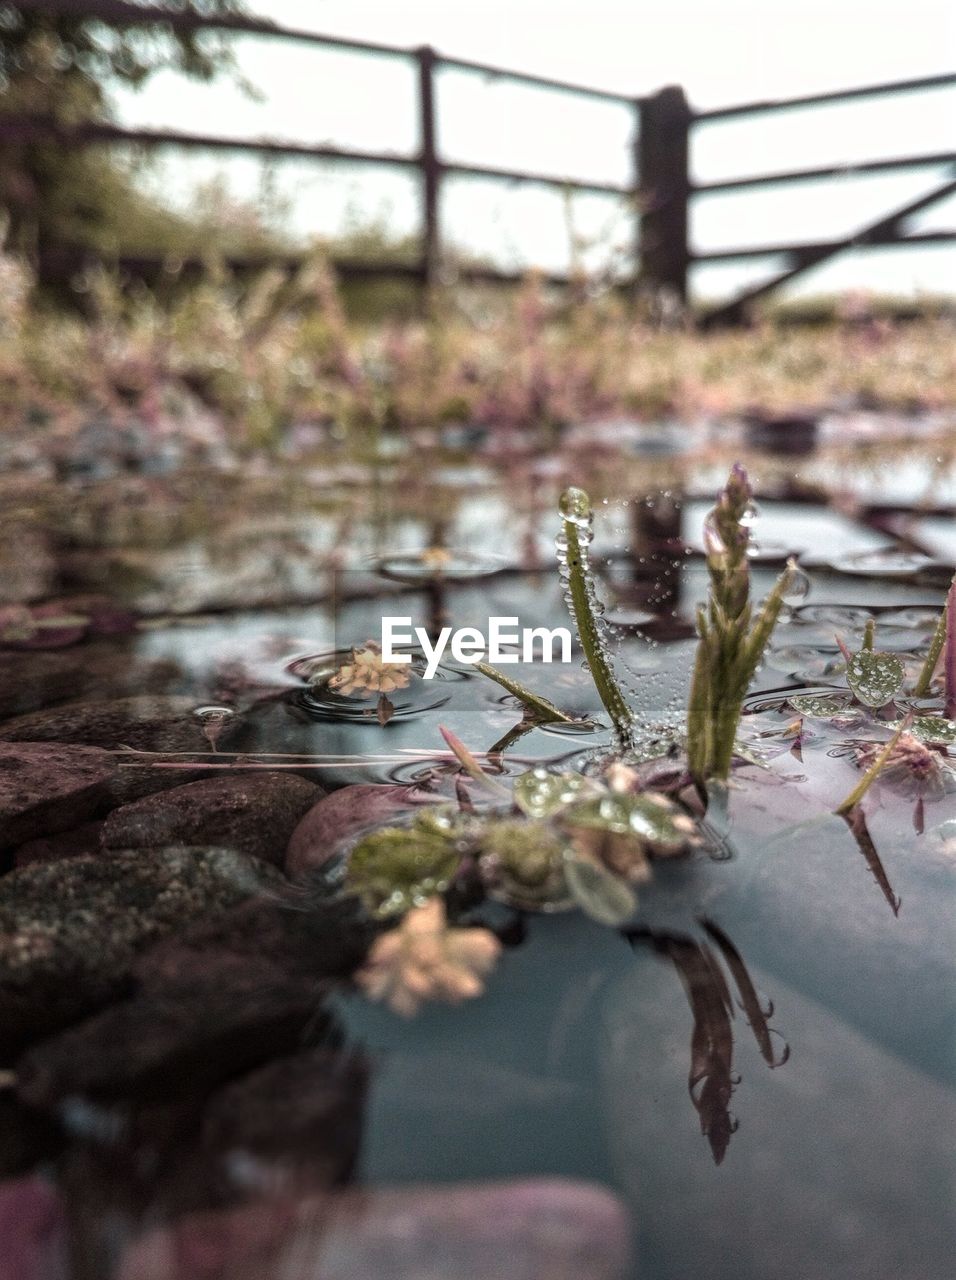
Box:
[474,661,575,724]
[557,486,634,748]
[345,811,462,918]
[355,897,501,1017]
[945,577,956,721]
[551,467,800,784]
[685,465,802,785]
[914,593,949,696]
[326,640,412,725]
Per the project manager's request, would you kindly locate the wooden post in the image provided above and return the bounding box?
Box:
[637,85,691,304]
[416,45,440,291]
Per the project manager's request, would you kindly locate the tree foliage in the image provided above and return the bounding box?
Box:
[0,1,247,270]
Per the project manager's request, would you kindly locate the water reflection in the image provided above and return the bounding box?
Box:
[625,919,789,1166]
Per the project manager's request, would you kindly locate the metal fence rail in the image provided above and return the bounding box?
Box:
[4,1,956,320]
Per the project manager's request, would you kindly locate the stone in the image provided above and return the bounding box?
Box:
[0,697,242,802]
[0,742,115,852]
[0,652,78,720]
[199,1045,368,1190]
[116,1179,632,1280]
[15,969,334,1111]
[0,646,183,722]
[0,696,221,753]
[0,1176,66,1280]
[286,783,434,879]
[14,820,104,867]
[132,896,375,995]
[0,847,277,1061]
[101,774,322,867]
[15,895,374,1110]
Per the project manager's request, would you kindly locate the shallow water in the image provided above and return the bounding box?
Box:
[1,434,954,1279]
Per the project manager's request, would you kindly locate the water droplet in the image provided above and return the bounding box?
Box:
[782,565,810,605]
[559,486,593,526]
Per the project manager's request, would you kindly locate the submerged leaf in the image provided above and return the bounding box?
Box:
[906,715,956,745]
[845,650,905,708]
[563,856,637,926]
[787,692,853,717]
[512,768,595,819]
[346,819,460,918]
[479,818,569,909]
[563,791,698,854]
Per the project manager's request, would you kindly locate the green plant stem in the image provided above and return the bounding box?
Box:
[687,559,793,785]
[562,516,634,750]
[834,714,912,816]
[914,598,948,696]
[475,661,574,723]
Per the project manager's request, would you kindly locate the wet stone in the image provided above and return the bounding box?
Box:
[0,696,242,802]
[115,1179,632,1280]
[0,651,78,720]
[101,773,324,867]
[0,647,183,722]
[0,742,115,852]
[0,1175,66,1280]
[14,820,105,868]
[15,969,335,1112]
[132,896,375,994]
[0,695,232,752]
[199,1045,368,1190]
[286,783,434,879]
[0,847,278,1061]
[16,896,373,1110]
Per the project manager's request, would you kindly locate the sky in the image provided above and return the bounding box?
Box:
[114,0,956,302]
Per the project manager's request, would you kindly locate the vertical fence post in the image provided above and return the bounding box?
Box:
[416,45,440,292]
[637,85,691,305]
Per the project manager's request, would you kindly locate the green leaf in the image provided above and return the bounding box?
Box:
[563,856,637,926]
[787,692,853,717]
[346,820,460,918]
[906,716,956,745]
[564,792,695,853]
[512,768,595,819]
[845,650,905,709]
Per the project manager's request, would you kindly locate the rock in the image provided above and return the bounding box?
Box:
[14,820,104,867]
[0,1093,61,1180]
[0,742,115,852]
[16,898,374,1109]
[199,1046,368,1190]
[0,697,241,802]
[116,1179,632,1280]
[0,696,222,753]
[0,1176,66,1280]
[101,774,322,867]
[0,847,277,1061]
[0,647,184,722]
[286,783,434,879]
[132,896,375,994]
[0,652,78,720]
[16,970,335,1111]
